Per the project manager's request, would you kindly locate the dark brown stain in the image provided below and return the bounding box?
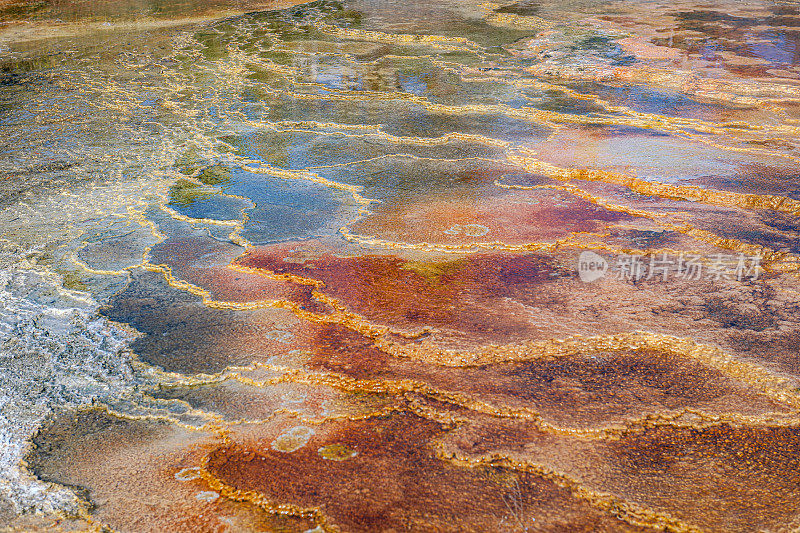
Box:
[207,412,648,532]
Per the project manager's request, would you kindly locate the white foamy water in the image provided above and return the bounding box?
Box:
[0,249,136,515]
[0,48,184,517]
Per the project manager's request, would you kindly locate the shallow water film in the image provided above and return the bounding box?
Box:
[2,0,800,531]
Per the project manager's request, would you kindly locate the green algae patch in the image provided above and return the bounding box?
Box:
[197,165,231,186]
[56,270,88,292]
[318,443,357,461]
[168,178,214,207]
[323,9,363,27]
[174,147,205,175]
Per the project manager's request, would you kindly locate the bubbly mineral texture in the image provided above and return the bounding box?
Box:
[3,0,800,531]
